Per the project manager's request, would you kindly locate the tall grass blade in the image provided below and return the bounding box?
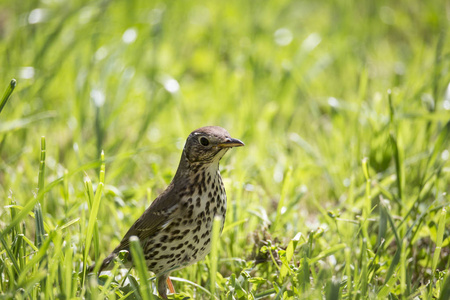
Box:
[359,239,368,298]
[432,208,446,272]
[17,231,55,284]
[438,273,450,300]
[376,198,388,249]
[34,137,46,248]
[82,151,105,286]
[326,278,340,300]
[129,236,153,300]
[0,233,20,274]
[361,157,372,245]
[0,79,16,115]
[280,232,302,281]
[390,134,404,207]
[273,168,292,232]
[345,247,353,300]
[63,244,73,299]
[426,121,450,174]
[0,111,57,133]
[210,216,223,297]
[400,240,406,295]
[379,202,402,294]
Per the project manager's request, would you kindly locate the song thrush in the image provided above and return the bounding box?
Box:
[98,126,244,298]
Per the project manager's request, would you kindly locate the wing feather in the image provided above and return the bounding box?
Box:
[111,182,182,253]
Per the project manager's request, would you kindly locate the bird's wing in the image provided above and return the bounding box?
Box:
[112,182,182,252]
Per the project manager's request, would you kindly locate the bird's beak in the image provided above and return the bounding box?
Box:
[217,138,245,148]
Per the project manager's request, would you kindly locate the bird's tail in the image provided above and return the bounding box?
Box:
[98,252,117,273]
[86,252,117,275]
[86,263,96,273]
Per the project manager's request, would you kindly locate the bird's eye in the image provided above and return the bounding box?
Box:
[199,137,210,146]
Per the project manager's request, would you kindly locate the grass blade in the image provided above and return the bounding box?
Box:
[345,247,353,300]
[426,121,450,174]
[17,231,55,285]
[432,208,446,272]
[379,201,402,295]
[376,197,388,249]
[273,168,292,232]
[280,232,302,281]
[210,216,223,297]
[129,236,153,300]
[0,111,57,133]
[170,277,214,297]
[0,79,16,115]
[359,239,368,298]
[439,274,450,300]
[390,133,405,208]
[34,137,46,248]
[0,233,20,274]
[82,151,105,286]
[326,278,340,300]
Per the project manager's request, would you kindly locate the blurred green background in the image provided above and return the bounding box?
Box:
[1,0,450,298]
[1,0,447,202]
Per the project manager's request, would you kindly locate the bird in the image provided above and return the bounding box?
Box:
[97,126,244,298]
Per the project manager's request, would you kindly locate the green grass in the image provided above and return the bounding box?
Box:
[1,0,450,299]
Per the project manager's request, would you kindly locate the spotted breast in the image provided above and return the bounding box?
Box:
[142,162,227,273]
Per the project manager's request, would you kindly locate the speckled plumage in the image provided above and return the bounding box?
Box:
[98,126,244,298]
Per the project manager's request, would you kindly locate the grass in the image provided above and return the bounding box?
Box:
[1,0,450,299]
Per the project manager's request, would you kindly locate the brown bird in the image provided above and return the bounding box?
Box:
[98,126,244,298]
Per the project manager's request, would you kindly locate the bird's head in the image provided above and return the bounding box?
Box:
[183,126,244,164]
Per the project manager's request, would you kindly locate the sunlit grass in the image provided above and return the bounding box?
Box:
[1,0,450,299]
